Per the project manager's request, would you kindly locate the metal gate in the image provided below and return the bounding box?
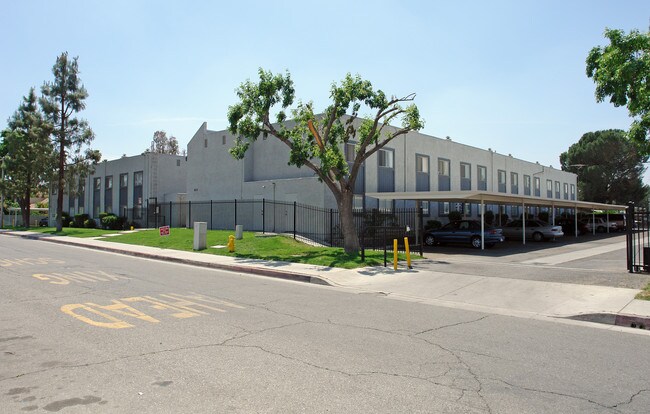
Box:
[626,202,650,272]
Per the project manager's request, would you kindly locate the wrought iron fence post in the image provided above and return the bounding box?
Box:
[627,201,635,272]
[293,201,297,239]
[383,225,387,267]
[188,200,192,229]
[361,201,366,261]
[419,206,424,257]
[169,201,172,228]
[210,200,213,230]
[262,198,265,234]
[330,209,333,247]
[234,199,237,228]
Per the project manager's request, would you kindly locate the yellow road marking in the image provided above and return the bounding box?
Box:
[0,257,65,267]
[32,271,130,285]
[60,293,245,329]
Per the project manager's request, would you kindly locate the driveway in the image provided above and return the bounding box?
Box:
[420,234,650,289]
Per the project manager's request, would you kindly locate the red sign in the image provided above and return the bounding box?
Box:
[159,226,170,236]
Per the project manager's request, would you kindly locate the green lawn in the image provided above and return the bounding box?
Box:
[101,228,415,269]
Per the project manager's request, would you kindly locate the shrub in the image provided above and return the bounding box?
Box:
[448,210,463,222]
[101,214,119,230]
[425,220,442,231]
[84,219,96,229]
[73,214,90,228]
[60,212,71,227]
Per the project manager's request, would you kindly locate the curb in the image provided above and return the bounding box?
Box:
[3,232,332,286]
[565,312,650,331]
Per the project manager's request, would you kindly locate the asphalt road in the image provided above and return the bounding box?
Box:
[1,236,650,413]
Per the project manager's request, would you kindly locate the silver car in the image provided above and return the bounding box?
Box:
[502,219,564,241]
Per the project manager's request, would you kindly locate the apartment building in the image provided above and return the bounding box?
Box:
[186,118,577,221]
[49,152,187,224]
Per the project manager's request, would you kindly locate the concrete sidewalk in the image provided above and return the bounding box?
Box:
[2,229,650,330]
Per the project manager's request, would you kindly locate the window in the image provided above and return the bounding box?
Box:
[378,199,393,212]
[510,172,519,194]
[438,158,450,191]
[555,181,561,199]
[534,176,541,197]
[477,165,487,191]
[378,148,394,168]
[570,184,576,200]
[345,143,356,163]
[204,138,208,148]
[438,202,450,216]
[524,175,531,196]
[460,163,471,191]
[119,173,128,216]
[353,195,363,210]
[104,176,113,214]
[133,171,143,219]
[177,159,181,167]
[222,135,226,145]
[438,159,450,176]
[93,177,101,217]
[546,179,553,198]
[416,154,429,173]
[415,154,430,192]
[563,183,569,200]
[498,170,506,193]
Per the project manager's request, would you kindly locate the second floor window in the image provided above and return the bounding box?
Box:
[378,149,393,168]
[498,170,506,193]
[416,155,429,173]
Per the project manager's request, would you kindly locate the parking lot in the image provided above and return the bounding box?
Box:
[421,233,650,289]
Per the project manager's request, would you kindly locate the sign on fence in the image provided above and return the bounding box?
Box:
[159,225,170,237]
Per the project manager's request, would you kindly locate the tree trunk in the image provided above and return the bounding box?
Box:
[20,187,30,229]
[337,190,360,254]
[56,139,65,232]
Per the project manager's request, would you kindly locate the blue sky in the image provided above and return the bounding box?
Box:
[1,1,649,179]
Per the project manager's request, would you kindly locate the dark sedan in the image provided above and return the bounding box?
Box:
[424,220,504,249]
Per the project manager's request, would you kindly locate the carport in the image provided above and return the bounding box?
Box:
[365,190,626,250]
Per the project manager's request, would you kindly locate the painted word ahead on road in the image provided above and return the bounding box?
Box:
[60,292,245,329]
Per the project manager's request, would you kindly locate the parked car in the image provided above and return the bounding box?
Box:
[595,214,626,231]
[424,220,504,249]
[581,217,618,233]
[556,218,589,236]
[502,219,564,241]
[39,217,48,227]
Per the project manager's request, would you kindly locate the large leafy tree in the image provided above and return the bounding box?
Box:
[587,28,650,153]
[40,52,99,232]
[228,69,424,253]
[0,88,55,227]
[146,130,180,155]
[560,129,648,204]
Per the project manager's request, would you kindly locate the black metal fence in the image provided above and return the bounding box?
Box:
[122,199,423,255]
[627,202,650,272]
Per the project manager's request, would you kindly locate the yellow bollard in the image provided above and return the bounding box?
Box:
[404,237,412,269]
[228,235,235,252]
[393,239,398,270]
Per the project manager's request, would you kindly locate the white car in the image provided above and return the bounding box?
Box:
[581,217,618,233]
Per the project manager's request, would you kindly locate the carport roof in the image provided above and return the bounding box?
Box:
[364,190,627,211]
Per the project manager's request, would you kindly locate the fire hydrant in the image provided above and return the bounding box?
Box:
[227,235,235,252]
